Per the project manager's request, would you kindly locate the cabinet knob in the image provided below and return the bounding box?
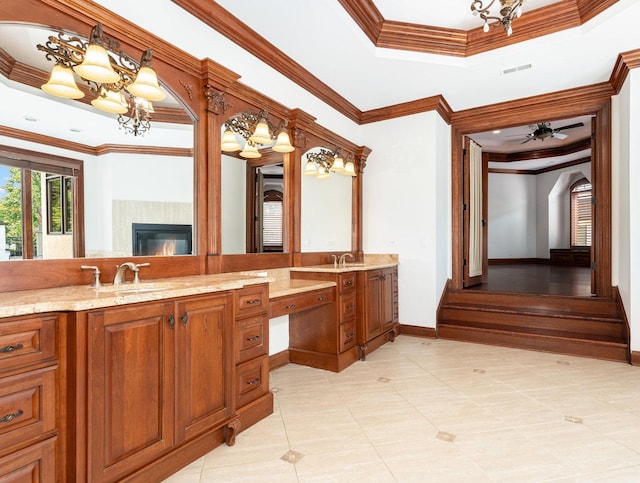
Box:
[317,296,326,301]
[246,335,261,342]
[246,299,261,305]
[246,377,260,386]
[285,304,296,310]
[181,311,188,327]
[168,314,175,329]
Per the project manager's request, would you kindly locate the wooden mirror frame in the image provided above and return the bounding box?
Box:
[0,0,369,291]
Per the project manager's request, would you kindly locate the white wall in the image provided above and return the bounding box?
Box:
[221,154,247,254]
[489,173,537,258]
[612,70,638,351]
[361,112,451,328]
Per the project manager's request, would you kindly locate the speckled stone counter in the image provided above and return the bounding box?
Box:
[0,273,272,318]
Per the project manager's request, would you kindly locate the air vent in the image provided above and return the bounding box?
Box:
[501,63,532,75]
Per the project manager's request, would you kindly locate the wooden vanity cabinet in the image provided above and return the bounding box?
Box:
[289,272,359,372]
[0,313,61,483]
[357,266,399,360]
[77,292,235,483]
[233,283,273,431]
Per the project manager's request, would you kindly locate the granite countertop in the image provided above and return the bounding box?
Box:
[0,273,273,318]
[269,279,336,299]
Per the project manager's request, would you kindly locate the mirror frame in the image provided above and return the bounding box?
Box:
[0,0,370,291]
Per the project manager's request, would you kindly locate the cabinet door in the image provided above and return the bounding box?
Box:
[0,437,56,483]
[381,268,396,331]
[87,302,175,483]
[364,270,383,339]
[175,293,233,442]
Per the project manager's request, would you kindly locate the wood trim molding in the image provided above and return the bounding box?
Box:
[631,351,640,367]
[360,95,453,125]
[485,138,592,163]
[339,0,618,58]
[0,126,192,157]
[609,48,640,94]
[268,350,290,372]
[489,156,592,176]
[172,0,361,123]
[398,324,437,338]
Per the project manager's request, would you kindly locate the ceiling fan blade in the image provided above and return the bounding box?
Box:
[554,122,585,132]
[552,132,568,140]
[521,137,533,144]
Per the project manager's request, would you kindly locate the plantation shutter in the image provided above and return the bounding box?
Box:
[571,181,591,247]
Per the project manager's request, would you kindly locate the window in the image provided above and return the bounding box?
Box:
[46,174,74,234]
[571,178,591,247]
[262,190,283,250]
[0,145,82,259]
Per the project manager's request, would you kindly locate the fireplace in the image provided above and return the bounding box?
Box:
[132,223,192,256]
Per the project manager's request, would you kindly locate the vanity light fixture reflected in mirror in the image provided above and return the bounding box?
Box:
[304,147,356,179]
[221,110,294,158]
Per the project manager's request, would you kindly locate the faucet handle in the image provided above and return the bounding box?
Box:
[133,262,150,283]
[80,265,102,288]
[331,255,338,268]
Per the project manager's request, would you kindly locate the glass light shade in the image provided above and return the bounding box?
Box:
[91,88,128,114]
[240,141,261,159]
[128,66,166,101]
[74,43,119,83]
[272,131,295,153]
[41,65,84,99]
[304,160,318,176]
[249,119,272,145]
[330,156,345,173]
[317,165,331,179]
[221,129,242,152]
[344,160,357,176]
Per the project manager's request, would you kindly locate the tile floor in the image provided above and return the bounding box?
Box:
[165,336,640,482]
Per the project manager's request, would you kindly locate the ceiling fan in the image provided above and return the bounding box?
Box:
[520,121,585,144]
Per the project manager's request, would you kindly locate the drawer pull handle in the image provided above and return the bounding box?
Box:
[346,304,354,310]
[246,335,261,342]
[246,377,260,386]
[317,296,327,301]
[0,409,23,423]
[346,333,354,339]
[345,280,353,286]
[181,311,188,327]
[168,314,175,329]
[246,299,261,305]
[285,304,296,310]
[0,343,24,353]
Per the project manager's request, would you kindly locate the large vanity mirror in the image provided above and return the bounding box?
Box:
[301,147,353,252]
[0,23,195,261]
[220,110,293,255]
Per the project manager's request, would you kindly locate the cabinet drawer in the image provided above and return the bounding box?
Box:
[339,273,356,292]
[270,288,334,318]
[339,292,356,321]
[0,367,56,453]
[0,315,57,374]
[339,320,356,353]
[236,357,268,408]
[0,436,56,483]
[236,284,268,317]
[236,314,267,364]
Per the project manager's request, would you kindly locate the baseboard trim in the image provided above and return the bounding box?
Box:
[399,324,436,338]
[631,351,640,366]
[269,350,290,371]
[489,258,549,265]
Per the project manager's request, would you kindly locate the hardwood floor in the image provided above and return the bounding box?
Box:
[467,263,592,297]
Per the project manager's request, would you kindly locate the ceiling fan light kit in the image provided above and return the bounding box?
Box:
[471,0,525,36]
[521,121,585,144]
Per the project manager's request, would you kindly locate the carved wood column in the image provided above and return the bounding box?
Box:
[353,146,371,259]
[201,59,240,273]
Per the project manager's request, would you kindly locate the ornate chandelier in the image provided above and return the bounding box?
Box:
[221,110,294,159]
[304,148,356,179]
[37,23,165,136]
[470,0,525,36]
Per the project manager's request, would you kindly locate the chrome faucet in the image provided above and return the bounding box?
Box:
[339,253,354,268]
[113,262,149,285]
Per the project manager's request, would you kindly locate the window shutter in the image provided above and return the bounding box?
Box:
[262,201,282,247]
[571,181,591,247]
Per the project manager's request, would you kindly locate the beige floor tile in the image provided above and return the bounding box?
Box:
[166,337,640,482]
[295,447,395,482]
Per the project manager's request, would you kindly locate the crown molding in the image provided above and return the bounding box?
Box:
[486,138,592,162]
[609,48,640,94]
[0,125,192,157]
[489,156,591,175]
[339,0,619,58]
[360,95,453,124]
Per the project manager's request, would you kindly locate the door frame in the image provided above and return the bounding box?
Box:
[450,84,613,297]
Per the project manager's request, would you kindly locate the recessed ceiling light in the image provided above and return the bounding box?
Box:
[24,116,38,122]
[69,127,82,133]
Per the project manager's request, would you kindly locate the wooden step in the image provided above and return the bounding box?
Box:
[437,286,629,362]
